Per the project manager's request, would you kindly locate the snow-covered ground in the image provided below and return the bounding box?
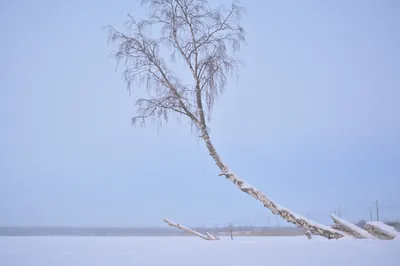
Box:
[1,236,399,266]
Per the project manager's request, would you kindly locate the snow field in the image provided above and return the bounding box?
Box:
[0,236,399,266]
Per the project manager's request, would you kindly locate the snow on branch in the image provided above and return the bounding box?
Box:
[330,214,377,239]
[364,222,400,240]
[218,165,346,239]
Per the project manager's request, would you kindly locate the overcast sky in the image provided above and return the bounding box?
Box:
[1,0,399,227]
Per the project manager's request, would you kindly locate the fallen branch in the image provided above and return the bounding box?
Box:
[205,232,220,240]
[164,218,219,240]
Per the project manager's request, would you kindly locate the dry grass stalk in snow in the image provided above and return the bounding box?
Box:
[330,214,376,239]
[107,0,344,240]
[164,218,219,240]
[364,222,399,240]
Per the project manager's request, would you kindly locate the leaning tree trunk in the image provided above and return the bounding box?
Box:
[364,221,399,240]
[330,214,376,239]
[200,129,345,239]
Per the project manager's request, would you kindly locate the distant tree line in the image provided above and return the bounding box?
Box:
[0,225,304,236]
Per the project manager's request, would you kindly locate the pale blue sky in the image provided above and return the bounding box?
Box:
[0,0,399,227]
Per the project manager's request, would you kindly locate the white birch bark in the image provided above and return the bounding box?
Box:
[201,129,345,240]
[330,214,377,239]
[364,222,399,240]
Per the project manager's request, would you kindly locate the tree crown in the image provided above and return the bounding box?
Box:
[107,0,246,131]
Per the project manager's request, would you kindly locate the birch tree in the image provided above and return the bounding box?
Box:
[107,0,344,239]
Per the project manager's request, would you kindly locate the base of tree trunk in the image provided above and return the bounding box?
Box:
[164,218,219,240]
[330,214,377,239]
[364,222,399,240]
[218,166,346,239]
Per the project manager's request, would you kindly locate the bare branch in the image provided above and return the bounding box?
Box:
[109,0,246,130]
